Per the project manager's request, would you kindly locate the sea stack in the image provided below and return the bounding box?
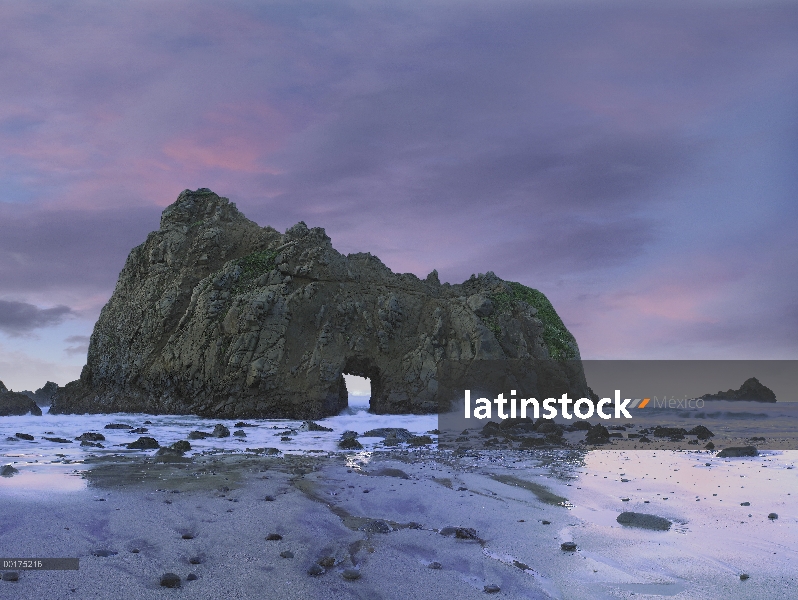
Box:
[50,189,589,418]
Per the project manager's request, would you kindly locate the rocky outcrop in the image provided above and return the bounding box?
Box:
[700,377,777,402]
[20,381,59,406]
[0,381,43,416]
[50,188,588,419]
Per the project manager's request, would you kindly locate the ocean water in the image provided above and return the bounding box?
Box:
[0,394,437,491]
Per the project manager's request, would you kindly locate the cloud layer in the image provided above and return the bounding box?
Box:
[0,300,73,335]
[0,1,796,388]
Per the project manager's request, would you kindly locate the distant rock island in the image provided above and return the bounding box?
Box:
[50,188,588,419]
[0,380,42,416]
[700,377,777,402]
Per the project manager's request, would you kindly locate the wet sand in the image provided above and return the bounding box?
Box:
[1,448,796,599]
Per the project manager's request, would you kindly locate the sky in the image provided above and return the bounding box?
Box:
[1,0,797,392]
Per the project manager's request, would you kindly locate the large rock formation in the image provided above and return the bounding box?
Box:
[50,189,589,419]
[0,381,43,416]
[701,377,777,402]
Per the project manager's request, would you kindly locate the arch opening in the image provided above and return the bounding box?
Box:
[341,356,382,412]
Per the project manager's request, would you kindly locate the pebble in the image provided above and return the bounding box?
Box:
[484,584,501,593]
[541,520,551,525]
[266,533,283,541]
[280,550,294,559]
[740,573,750,580]
[307,564,324,576]
[318,556,335,568]
[768,513,778,520]
[740,502,750,506]
[428,561,442,569]
[91,549,118,557]
[2,572,19,582]
[342,568,361,580]
[182,533,194,540]
[160,573,181,588]
[189,556,202,564]
[561,542,577,551]
[264,495,276,501]
[186,573,198,581]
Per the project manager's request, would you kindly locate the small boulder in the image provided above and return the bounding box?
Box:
[127,437,159,450]
[616,512,671,531]
[717,446,758,458]
[14,433,34,441]
[1,465,19,477]
[338,438,363,450]
[76,432,106,442]
[160,573,181,588]
[212,424,230,438]
[560,542,577,551]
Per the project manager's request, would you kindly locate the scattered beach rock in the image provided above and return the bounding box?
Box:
[160,573,181,588]
[129,427,148,434]
[280,550,294,558]
[585,424,610,444]
[186,573,198,581]
[408,435,433,446]
[299,420,333,432]
[361,520,392,533]
[14,433,34,441]
[307,564,324,576]
[616,512,671,531]
[43,437,72,443]
[104,423,132,429]
[740,573,750,581]
[91,549,118,557]
[439,526,479,540]
[484,584,501,593]
[740,502,750,506]
[81,440,104,447]
[339,438,363,450]
[266,533,283,541]
[171,440,191,452]
[364,428,413,441]
[768,513,778,520]
[189,556,202,564]
[188,431,212,440]
[233,430,246,437]
[318,556,336,568]
[717,446,758,458]
[76,432,105,442]
[652,426,688,438]
[370,468,410,479]
[705,441,715,450]
[428,561,442,569]
[2,571,19,582]
[263,495,276,501]
[127,437,160,450]
[212,424,230,438]
[1,465,19,477]
[687,425,714,439]
[342,568,361,581]
[560,542,577,551]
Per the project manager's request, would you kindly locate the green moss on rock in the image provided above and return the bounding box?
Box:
[484,282,577,360]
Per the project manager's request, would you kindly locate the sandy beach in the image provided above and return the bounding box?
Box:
[2,445,796,599]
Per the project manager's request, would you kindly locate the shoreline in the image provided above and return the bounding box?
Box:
[1,447,796,598]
